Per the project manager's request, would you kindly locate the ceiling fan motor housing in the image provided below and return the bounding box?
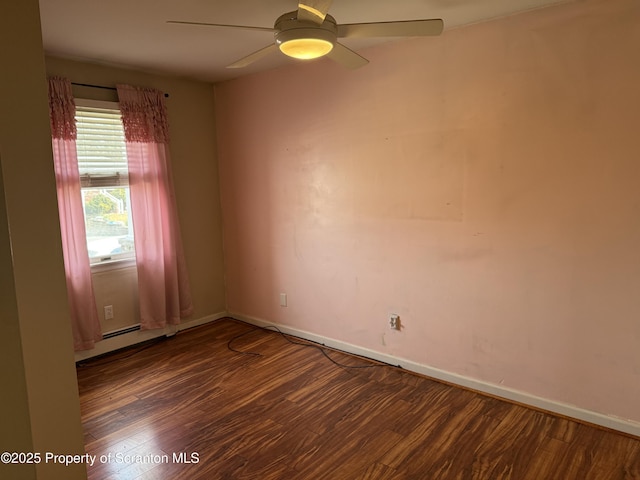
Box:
[274,11,338,59]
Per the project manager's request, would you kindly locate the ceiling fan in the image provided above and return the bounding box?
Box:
[168,0,444,69]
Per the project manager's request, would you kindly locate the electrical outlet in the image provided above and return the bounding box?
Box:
[104,305,114,320]
[279,293,287,307]
[389,314,400,330]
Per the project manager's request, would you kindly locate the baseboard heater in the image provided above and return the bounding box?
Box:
[102,324,141,340]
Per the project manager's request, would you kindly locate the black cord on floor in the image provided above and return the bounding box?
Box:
[227,327,262,357]
[76,335,169,368]
[227,320,397,370]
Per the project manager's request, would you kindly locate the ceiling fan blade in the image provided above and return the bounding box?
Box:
[227,44,278,69]
[338,19,444,38]
[297,0,334,24]
[167,20,274,33]
[327,42,369,69]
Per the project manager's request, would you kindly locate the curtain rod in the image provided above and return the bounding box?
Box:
[71,82,169,98]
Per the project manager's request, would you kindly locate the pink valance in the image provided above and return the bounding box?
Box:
[48,77,77,141]
[116,84,170,144]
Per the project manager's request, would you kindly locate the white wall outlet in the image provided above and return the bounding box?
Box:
[104,305,114,320]
[389,314,400,330]
[279,293,287,307]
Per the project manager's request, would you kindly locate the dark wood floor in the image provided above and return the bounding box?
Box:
[76,318,640,480]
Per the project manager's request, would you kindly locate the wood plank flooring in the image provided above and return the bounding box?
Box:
[76,318,640,480]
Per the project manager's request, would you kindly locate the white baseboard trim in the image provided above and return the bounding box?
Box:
[74,311,228,362]
[231,312,640,438]
[175,312,228,333]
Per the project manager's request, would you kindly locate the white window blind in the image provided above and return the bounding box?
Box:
[75,101,128,188]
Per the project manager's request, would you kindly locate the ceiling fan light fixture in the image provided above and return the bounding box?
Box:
[276,27,336,60]
[279,38,333,59]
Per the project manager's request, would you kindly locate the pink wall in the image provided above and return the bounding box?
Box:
[215,0,640,423]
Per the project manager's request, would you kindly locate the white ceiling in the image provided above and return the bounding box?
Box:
[39,0,571,84]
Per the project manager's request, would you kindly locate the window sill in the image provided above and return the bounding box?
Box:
[90,257,136,273]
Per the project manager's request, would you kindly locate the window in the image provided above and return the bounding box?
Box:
[75,99,135,265]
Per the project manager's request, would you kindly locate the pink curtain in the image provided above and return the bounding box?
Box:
[116,84,193,329]
[48,77,102,351]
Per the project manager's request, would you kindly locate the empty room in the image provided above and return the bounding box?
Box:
[1,0,639,479]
